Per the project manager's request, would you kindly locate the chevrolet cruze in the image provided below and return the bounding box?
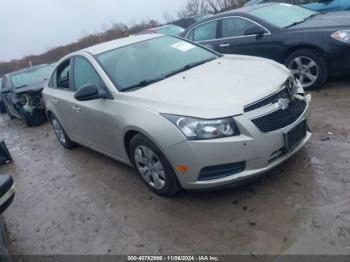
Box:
[43,34,312,196]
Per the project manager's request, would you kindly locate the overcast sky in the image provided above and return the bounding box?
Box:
[0,0,188,62]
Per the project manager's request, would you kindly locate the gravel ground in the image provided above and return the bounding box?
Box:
[1,78,349,255]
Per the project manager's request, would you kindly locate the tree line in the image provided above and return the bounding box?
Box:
[0,0,247,76]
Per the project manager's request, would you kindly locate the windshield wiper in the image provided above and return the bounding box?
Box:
[284,14,318,29]
[16,84,29,89]
[122,76,166,92]
[164,58,217,78]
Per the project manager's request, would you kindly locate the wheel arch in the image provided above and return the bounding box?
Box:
[124,129,141,163]
[46,110,53,121]
[281,44,328,64]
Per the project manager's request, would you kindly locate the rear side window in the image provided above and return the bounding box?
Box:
[51,60,71,89]
[73,57,104,91]
[192,20,218,41]
[222,17,262,38]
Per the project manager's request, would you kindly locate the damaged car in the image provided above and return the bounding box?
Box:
[0,64,54,126]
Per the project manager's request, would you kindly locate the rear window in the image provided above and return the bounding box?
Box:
[250,4,318,28]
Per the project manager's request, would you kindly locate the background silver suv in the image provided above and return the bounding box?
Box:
[43,34,311,196]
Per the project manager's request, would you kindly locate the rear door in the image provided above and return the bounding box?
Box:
[215,16,277,60]
[45,59,81,138]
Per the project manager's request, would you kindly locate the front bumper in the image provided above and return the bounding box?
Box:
[165,95,312,190]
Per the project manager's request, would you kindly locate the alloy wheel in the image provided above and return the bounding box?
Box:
[134,145,166,190]
[52,118,66,144]
[288,56,318,89]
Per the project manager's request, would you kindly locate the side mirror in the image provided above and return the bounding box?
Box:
[244,26,266,36]
[74,84,107,101]
[0,175,15,215]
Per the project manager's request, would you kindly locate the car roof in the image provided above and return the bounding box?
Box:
[149,24,181,30]
[79,34,164,56]
[184,3,275,32]
[5,64,51,77]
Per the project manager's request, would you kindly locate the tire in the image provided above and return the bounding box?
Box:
[50,115,76,149]
[129,134,182,196]
[22,110,47,127]
[284,48,328,90]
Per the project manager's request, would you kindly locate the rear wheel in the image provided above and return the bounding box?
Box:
[129,134,181,196]
[50,116,76,149]
[285,48,328,90]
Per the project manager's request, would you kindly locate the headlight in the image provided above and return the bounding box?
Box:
[162,114,240,140]
[331,30,350,43]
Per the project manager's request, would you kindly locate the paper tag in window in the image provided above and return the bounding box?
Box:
[171,41,195,52]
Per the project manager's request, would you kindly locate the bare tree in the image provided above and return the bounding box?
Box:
[163,12,175,23]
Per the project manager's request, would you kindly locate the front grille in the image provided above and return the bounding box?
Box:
[252,99,307,133]
[198,162,246,181]
[244,88,290,113]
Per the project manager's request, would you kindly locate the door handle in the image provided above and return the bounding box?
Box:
[51,98,58,104]
[219,43,230,47]
[72,105,80,112]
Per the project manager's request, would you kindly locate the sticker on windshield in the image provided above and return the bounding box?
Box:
[171,41,195,52]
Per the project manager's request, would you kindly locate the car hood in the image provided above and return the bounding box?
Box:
[289,12,350,30]
[119,55,291,119]
[14,80,46,95]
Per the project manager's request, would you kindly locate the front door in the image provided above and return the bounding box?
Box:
[69,56,119,155]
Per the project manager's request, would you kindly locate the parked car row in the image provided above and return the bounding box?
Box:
[1,2,349,197]
[181,3,350,90]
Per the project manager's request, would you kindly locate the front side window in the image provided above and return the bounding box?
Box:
[96,36,218,91]
[192,20,218,41]
[73,57,103,91]
[250,4,318,28]
[10,65,54,89]
[222,17,263,37]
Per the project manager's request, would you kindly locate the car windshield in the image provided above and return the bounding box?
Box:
[96,36,218,91]
[250,4,319,28]
[194,14,213,22]
[10,65,54,89]
[154,26,185,36]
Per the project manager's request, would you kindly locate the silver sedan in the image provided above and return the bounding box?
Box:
[43,34,312,196]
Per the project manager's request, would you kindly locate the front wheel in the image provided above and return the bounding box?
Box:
[50,116,76,149]
[284,48,328,90]
[129,134,181,196]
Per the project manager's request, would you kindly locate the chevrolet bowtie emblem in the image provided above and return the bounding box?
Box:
[275,98,291,110]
